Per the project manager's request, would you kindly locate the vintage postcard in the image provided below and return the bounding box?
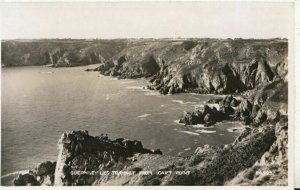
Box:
[0,1,296,188]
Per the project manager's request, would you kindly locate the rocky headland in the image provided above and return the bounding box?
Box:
[94,38,287,95]
[3,38,288,186]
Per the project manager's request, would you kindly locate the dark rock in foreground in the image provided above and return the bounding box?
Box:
[54,130,161,185]
[13,161,56,186]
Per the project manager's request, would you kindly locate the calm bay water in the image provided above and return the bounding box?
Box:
[1,65,243,177]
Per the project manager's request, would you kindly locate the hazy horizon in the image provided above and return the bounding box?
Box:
[0,2,293,39]
[1,37,289,40]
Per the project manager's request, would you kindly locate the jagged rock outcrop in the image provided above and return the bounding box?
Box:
[179,104,226,126]
[54,130,161,185]
[179,80,287,126]
[179,94,244,126]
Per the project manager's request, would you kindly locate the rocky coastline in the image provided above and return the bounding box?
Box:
[3,38,288,186]
[12,80,288,186]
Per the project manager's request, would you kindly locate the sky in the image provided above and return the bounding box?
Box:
[0,2,294,39]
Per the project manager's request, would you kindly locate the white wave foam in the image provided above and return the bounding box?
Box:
[179,131,200,136]
[106,95,110,100]
[195,129,216,134]
[172,100,196,105]
[137,114,151,118]
[193,103,219,110]
[173,120,185,125]
[172,100,184,104]
[177,152,183,156]
[124,85,162,96]
[1,170,29,179]
[191,124,214,129]
[184,147,191,151]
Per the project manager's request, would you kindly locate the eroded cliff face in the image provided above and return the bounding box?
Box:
[96,39,287,94]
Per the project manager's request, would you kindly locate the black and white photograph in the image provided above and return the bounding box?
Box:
[0,1,297,188]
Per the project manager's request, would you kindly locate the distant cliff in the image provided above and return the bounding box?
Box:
[1,39,128,67]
